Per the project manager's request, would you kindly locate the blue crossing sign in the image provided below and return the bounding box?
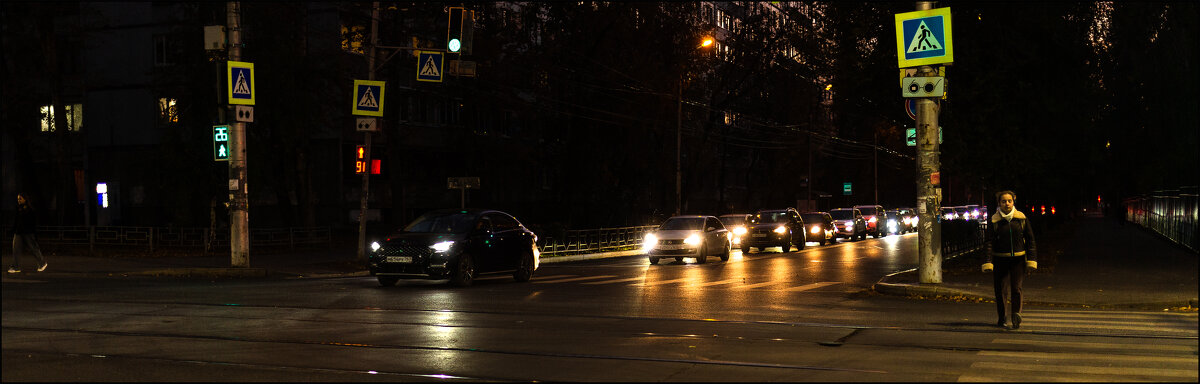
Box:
[416,51,444,82]
[227,61,255,105]
[894,7,953,68]
[352,80,385,117]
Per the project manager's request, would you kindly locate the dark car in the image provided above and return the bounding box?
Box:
[829,208,867,241]
[801,212,836,246]
[883,209,903,235]
[941,207,958,221]
[853,204,886,238]
[718,214,752,248]
[743,208,806,253]
[367,209,539,287]
[897,208,918,233]
[644,215,731,265]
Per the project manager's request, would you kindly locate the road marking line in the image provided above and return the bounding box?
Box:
[633,277,697,287]
[691,278,742,287]
[992,338,1196,352]
[1025,309,1199,317]
[977,350,1197,364]
[735,281,787,289]
[581,276,645,285]
[1024,317,1192,326]
[782,281,840,292]
[969,361,1197,378]
[1025,312,1198,320]
[533,275,616,284]
[1016,322,1192,332]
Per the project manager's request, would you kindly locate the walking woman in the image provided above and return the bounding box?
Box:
[9,193,47,273]
[982,190,1036,329]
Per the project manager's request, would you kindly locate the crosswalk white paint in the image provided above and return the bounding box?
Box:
[533,275,616,284]
[580,276,645,285]
[782,281,840,292]
[958,309,1198,382]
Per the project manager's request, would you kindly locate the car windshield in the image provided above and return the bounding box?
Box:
[857,207,878,216]
[801,214,824,224]
[752,211,789,223]
[719,216,745,227]
[402,212,477,234]
[660,217,704,231]
[829,210,854,220]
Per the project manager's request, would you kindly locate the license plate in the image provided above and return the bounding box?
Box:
[386,256,413,263]
[752,233,767,238]
[658,244,685,250]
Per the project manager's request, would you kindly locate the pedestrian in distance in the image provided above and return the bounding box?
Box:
[982,190,1036,329]
[9,193,48,273]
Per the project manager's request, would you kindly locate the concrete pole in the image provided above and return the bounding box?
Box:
[915,0,942,284]
[355,2,380,263]
[676,74,682,216]
[227,1,249,268]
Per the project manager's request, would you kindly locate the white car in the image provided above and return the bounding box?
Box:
[644,215,732,265]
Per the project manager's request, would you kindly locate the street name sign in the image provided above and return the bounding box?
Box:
[894,7,953,68]
[905,127,943,147]
[352,80,385,117]
[227,61,255,105]
[416,51,444,82]
[843,182,852,196]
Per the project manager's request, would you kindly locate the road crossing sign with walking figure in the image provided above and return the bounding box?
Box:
[416,51,444,82]
[352,80,386,117]
[227,61,255,105]
[894,7,953,68]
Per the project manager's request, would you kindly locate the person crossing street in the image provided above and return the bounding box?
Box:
[9,193,47,274]
[982,190,1036,329]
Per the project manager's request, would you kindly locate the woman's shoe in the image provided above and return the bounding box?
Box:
[1012,313,1022,329]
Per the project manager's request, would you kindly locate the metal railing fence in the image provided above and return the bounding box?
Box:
[3,226,331,252]
[1124,187,1198,253]
[941,219,986,259]
[538,225,658,256]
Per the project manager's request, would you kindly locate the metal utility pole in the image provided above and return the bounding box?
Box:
[915,0,942,284]
[874,130,879,205]
[227,1,249,268]
[675,74,683,216]
[355,1,380,263]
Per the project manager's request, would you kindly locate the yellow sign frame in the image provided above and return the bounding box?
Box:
[894,7,953,68]
[227,61,255,105]
[352,79,386,117]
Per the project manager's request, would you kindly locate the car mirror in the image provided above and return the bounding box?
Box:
[706,226,717,232]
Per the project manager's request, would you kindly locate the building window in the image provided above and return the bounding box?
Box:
[154,34,180,66]
[158,98,179,124]
[40,104,83,132]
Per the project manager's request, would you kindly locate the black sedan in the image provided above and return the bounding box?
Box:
[742,208,806,253]
[367,209,539,287]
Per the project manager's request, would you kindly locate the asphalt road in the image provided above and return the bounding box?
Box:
[4,233,1196,381]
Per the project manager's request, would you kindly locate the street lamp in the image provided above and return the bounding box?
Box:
[677,36,715,216]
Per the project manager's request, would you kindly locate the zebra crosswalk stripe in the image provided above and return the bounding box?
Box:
[533,275,616,284]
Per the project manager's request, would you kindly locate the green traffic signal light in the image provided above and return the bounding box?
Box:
[448,38,461,53]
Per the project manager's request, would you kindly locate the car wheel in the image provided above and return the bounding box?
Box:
[513,252,535,282]
[675,257,684,262]
[720,244,730,261]
[649,257,660,265]
[796,234,806,251]
[377,276,399,287]
[742,246,751,254]
[818,235,826,246]
[780,240,791,253]
[449,255,475,287]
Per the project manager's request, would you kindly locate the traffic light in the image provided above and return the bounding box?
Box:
[447,7,473,54]
[353,145,381,175]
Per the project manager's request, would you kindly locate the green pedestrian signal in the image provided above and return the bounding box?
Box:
[213,125,230,161]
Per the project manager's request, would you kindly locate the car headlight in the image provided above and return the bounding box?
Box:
[684,233,702,246]
[773,226,787,234]
[370,241,381,252]
[809,226,820,234]
[643,233,658,252]
[733,226,747,236]
[430,241,455,253]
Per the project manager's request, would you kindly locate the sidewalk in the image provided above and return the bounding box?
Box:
[873,213,1199,310]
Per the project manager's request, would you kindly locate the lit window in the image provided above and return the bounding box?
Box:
[40,104,83,132]
[158,98,179,124]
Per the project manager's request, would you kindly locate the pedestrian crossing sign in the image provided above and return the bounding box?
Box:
[352,80,385,117]
[416,51,444,82]
[227,61,255,105]
[894,7,953,68]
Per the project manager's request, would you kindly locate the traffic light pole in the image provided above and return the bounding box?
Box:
[915,1,942,284]
[355,1,380,264]
[227,1,249,268]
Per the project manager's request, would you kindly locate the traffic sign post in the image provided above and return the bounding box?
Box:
[416,51,444,82]
[894,7,953,68]
[227,61,255,105]
[352,80,386,117]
